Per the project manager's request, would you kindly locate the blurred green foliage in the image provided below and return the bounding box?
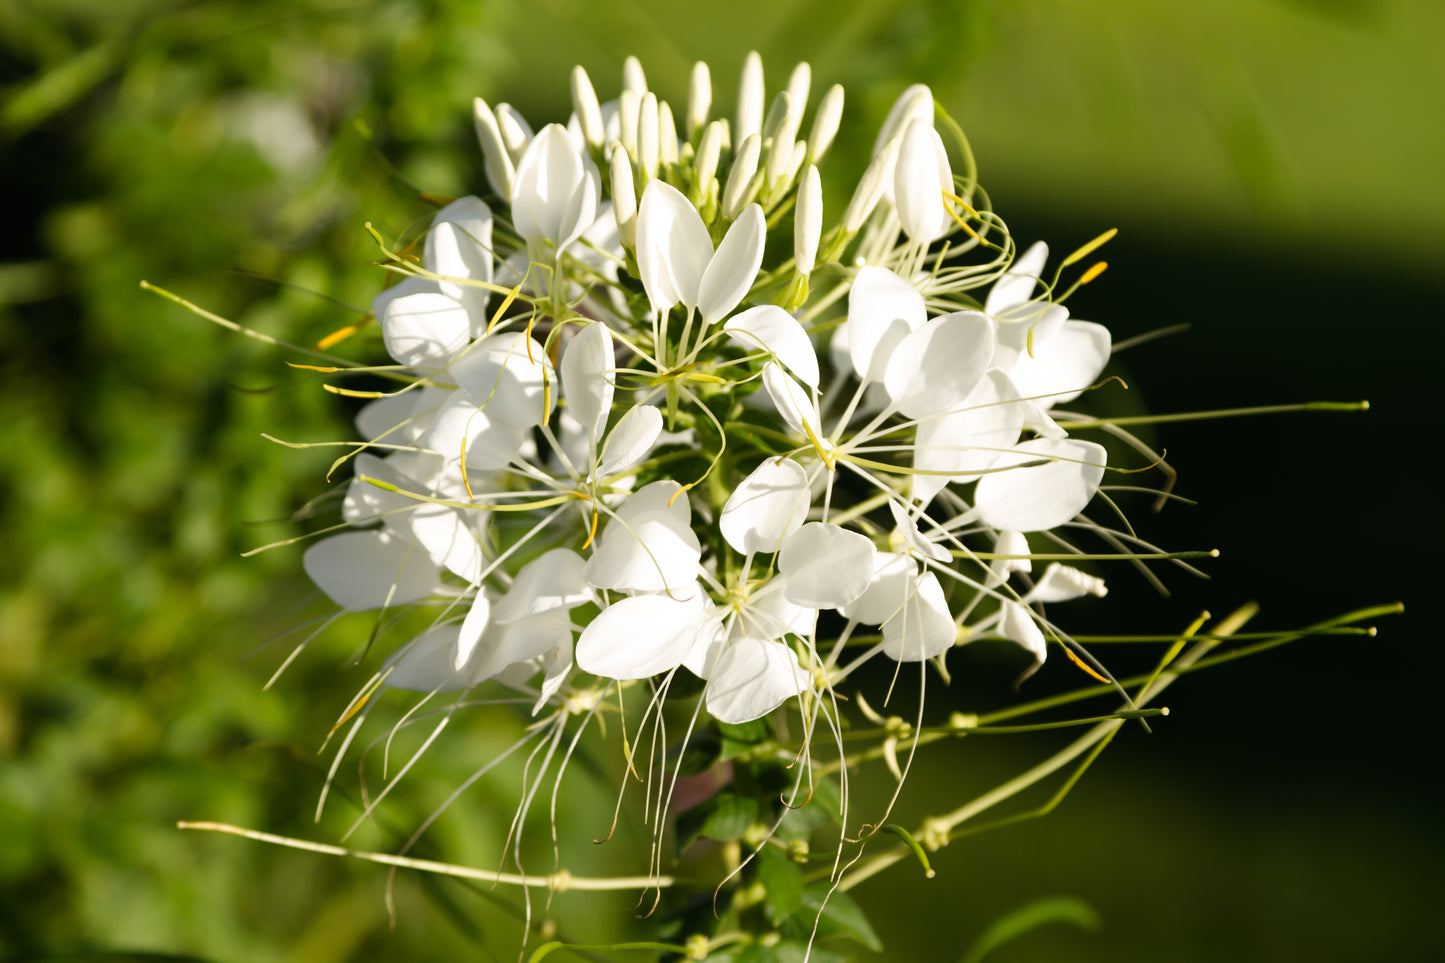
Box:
[1,0,1438,960]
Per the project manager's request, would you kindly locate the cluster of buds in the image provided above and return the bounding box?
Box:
[303,51,1127,761]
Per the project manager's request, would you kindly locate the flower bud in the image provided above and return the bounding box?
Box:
[622,54,647,98]
[609,142,638,249]
[637,91,659,182]
[721,132,762,220]
[807,84,844,164]
[872,83,933,159]
[794,165,822,275]
[618,88,639,157]
[694,120,724,201]
[735,50,765,142]
[687,61,712,141]
[843,136,896,234]
[658,99,679,166]
[763,93,800,198]
[895,118,953,243]
[494,104,532,164]
[786,61,811,117]
[472,97,515,198]
[570,65,604,149]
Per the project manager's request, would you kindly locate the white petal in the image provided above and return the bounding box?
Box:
[911,368,1024,503]
[598,403,662,478]
[425,196,494,333]
[355,386,446,444]
[1008,320,1112,406]
[493,548,591,623]
[378,290,471,370]
[424,393,528,471]
[741,579,816,641]
[705,638,809,724]
[383,625,472,693]
[881,570,956,661]
[847,265,925,383]
[884,309,995,419]
[697,204,765,324]
[992,302,1069,374]
[303,530,439,612]
[450,331,550,429]
[512,124,597,248]
[724,304,820,388]
[840,552,917,625]
[1024,563,1107,603]
[612,479,692,530]
[998,600,1047,665]
[474,609,574,682]
[779,523,876,609]
[719,457,812,555]
[986,241,1050,316]
[576,592,710,679]
[887,499,951,562]
[584,508,701,594]
[636,180,713,315]
[455,591,492,670]
[560,322,615,442]
[409,505,484,582]
[989,530,1033,585]
[974,438,1107,533]
[761,363,823,442]
[894,120,952,244]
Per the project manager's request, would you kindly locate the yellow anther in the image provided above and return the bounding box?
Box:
[1062,645,1110,683]
[1079,261,1109,285]
[581,506,600,550]
[322,384,385,399]
[316,322,367,350]
[488,278,524,334]
[1061,227,1117,268]
[286,362,341,373]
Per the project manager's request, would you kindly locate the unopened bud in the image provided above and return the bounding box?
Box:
[808,84,844,163]
[658,100,679,166]
[570,65,604,149]
[843,136,897,233]
[618,88,639,157]
[472,97,516,198]
[494,104,532,164]
[694,120,724,200]
[622,55,647,98]
[786,62,811,117]
[609,142,637,249]
[735,51,765,143]
[794,164,822,275]
[687,61,712,141]
[637,91,659,182]
[872,83,933,158]
[721,132,762,220]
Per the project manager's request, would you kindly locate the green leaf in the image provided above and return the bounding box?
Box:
[956,896,1102,963]
[775,776,842,843]
[756,847,805,925]
[675,790,759,850]
[718,717,773,760]
[784,882,883,952]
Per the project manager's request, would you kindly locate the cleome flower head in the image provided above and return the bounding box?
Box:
[239,49,1243,958]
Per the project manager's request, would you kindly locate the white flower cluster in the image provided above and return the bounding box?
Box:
[303,53,1120,730]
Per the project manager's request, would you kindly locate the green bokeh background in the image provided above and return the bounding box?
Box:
[2,0,1438,960]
